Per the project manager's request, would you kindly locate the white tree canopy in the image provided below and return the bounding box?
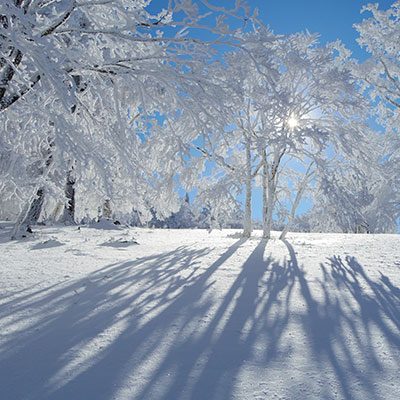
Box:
[0,0,258,232]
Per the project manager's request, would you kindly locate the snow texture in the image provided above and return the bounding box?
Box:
[0,223,399,400]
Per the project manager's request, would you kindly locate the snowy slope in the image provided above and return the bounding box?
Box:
[0,222,399,400]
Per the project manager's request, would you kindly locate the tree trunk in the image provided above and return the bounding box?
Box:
[262,149,282,239]
[10,136,54,238]
[23,188,45,225]
[243,141,252,237]
[11,187,43,239]
[264,178,275,239]
[102,198,112,219]
[51,202,64,221]
[10,196,34,240]
[62,171,75,224]
[262,154,269,239]
[280,161,313,241]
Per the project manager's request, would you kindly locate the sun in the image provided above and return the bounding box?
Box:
[287,116,298,128]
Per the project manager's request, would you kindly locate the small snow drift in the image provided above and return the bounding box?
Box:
[99,238,139,248]
[31,239,64,250]
[86,219,126,231]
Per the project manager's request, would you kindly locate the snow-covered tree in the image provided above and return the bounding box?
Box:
[177,28,375,239]
[227,30,373,239]
[0,0,257,236]
[351,1,400,230]
[176,29,277,237]
[354,1,400,123]
[0,0,255,112]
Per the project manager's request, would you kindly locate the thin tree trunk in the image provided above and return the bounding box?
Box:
[10,138,54,239]
[22,136,54,226]
[51,202,64,221]
[280,161,314,240]
[102,198,112,219]
[264,177,275,239]
[10,196,34,240]
[62,170,75,224]
[262,148,283,239]
[262,151,269,238]
[23,188,45,225]
[243,141,252,237]
[11,186,43,239]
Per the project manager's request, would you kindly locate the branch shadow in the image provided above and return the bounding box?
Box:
[282,240,400,400]
[135,239,296,400]
[0,239,253,400]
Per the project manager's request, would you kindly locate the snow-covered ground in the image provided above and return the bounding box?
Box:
[0,222,399,400]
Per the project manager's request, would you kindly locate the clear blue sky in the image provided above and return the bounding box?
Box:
[255,0,394,61]
[148,0,394,61]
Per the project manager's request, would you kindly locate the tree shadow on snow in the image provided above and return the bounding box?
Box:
[0,237,399,400]
[282,240,400,400]
[0,239,247,400]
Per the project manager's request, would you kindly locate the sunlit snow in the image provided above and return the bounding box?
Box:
[0,223,399,400]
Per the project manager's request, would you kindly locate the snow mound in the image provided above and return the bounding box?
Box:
[99,237,139,248]
[31,239,64,250]
[86,219,125,231]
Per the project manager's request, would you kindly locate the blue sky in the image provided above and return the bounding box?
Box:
[148,0,394,62]
[256,0,393,61]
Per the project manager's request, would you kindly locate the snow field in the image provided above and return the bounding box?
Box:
[0,223,399,400]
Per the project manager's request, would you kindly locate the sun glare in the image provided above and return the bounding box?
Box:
[288,117,298,128]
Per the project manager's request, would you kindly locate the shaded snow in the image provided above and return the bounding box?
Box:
[0,223,399,400]
[31,239,65,250]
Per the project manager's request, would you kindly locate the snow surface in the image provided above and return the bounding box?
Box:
[0,222,399,400]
